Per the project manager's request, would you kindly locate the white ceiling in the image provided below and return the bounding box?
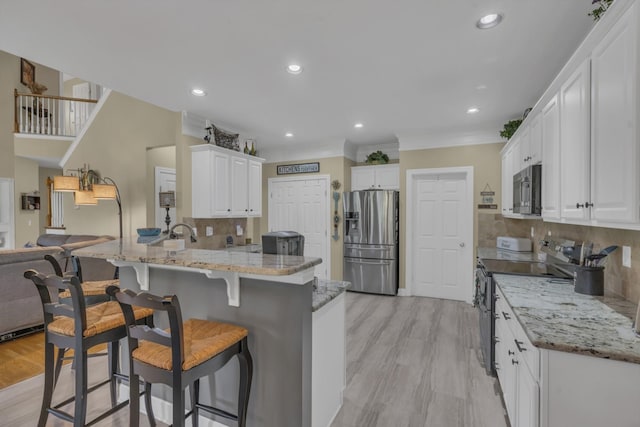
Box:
[0,0,595,149]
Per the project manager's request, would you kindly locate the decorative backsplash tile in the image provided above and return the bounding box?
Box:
[182,217,248,250]
[478,213,640,303]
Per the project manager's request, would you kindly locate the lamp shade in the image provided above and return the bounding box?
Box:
[74,190,98,205]
[53,175,79,192]
[159,191,176,208]
[92,183,117,200]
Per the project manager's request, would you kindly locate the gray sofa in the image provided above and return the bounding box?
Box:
[0,234,115,340]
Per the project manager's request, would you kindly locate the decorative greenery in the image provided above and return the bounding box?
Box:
[499,119,523,140]
[365,150,389,164]
[589,0,614,22]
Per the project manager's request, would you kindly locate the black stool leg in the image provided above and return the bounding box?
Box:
[190,379,200,427]
[144,381,156,427]
[53,347,66,386]
[237,339,253,427]
[74,350,88,427]
[173,382,185,427]
[130,372,140,427]
[108,340,119,406]
[39,340,55,427]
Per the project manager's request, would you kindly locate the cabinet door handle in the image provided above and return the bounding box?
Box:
[493,336,501,343]
[508,350,515,355]
[502,311,511,320]
[511,359,519,365]
[585,202,594,208]
[515,339,527,352]
[227,209,231,212]
[576,203,584,209]
[494,313,500,319]
[493,293,500,300]
[495,363,500,370]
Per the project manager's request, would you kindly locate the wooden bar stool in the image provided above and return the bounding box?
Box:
[107,286,253,427]
[45,254,119,305]
[24,270,154,427]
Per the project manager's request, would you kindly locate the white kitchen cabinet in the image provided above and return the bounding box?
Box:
[559,59,591,221]
[542,94,561,220]
[501,145,514,216]
[191,144,264,218]
[495,287,540,427]
[590,1,639,224]
[516,128,530,172]
[351,164,399,190]
[247,159,262,217]
[528,112,542,166]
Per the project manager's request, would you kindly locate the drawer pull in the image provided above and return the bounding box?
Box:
[515,339,527,352]
[495,363,500,370]
[494,336,500,343]
[494,313,501,319]
[502,311,511,320]
[512,359,519,365]
[493,293,500,300]
[508,350,515,355]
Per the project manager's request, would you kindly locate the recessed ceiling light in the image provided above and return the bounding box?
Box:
[476,84,487,90]
[287,64,303,75]
[476,13,503,29]
[285,132,294,137]
[467,107,480,114]
[191,88,206,96]
[354,123,363,128]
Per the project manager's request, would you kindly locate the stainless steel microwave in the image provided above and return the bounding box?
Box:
[513,164,542,215]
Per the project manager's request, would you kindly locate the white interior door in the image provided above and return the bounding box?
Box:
[407,167,473,303]
[155,167,176,230]
[268,176,330,279]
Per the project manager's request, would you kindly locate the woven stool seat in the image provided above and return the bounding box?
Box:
[48,301,153,337]
[58,279,119,299]
[133,319,248,371]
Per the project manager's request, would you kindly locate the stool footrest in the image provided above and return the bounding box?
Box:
[196,401,239,421]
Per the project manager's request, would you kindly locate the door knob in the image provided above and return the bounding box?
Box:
[576,203,584,209]
[459,242,465,248]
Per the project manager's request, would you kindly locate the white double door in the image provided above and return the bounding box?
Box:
[407,168,473,303]
[268,176,330,279]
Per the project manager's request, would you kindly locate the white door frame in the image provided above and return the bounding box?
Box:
[405,166,474,303]
[268,174,331,278]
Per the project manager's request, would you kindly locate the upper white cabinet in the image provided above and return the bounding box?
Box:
[501,145,515,216]
[541,94,561,220]
[191,144,264,218]
[351,164,399,191]
[528,112,542,167]
[559,59,591,222]
[590,1,638,224]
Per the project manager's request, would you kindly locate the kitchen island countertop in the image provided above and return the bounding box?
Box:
[494,273,640,364]
[74,237,321,276]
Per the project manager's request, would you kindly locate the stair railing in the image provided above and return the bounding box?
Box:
[14,89,99,137]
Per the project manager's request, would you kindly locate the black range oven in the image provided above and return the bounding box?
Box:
[475,258,572,376]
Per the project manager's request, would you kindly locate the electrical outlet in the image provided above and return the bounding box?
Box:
[622,246,631,268]
[206,226,213,237]
[531,227,535,238]
[547,230,552,236]
[192,227,198,237]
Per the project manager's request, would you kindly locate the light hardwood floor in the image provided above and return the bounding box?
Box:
[0,292,507,427]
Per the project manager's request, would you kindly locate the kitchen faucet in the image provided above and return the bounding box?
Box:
[169,223,197,243]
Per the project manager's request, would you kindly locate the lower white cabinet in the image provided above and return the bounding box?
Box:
[495,289,539,427]
[191,144,264,218]
[496,285,640,427]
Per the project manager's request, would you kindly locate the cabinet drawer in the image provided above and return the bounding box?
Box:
[496,286,540,380]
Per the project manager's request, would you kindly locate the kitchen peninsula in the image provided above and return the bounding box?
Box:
[74,238,346,427]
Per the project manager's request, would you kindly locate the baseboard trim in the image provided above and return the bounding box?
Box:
[118,384,229,426]
[397,288,411,297]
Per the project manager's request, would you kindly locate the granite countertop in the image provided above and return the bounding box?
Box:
[494,274,640,364]
[477,247,538,262]
[313,279,350,312]
[73,238,322,276]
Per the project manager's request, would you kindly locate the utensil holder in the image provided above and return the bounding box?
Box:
[574,266,604,296]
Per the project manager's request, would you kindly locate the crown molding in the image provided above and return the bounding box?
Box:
[259,138,348,163]
[398,127,501,151]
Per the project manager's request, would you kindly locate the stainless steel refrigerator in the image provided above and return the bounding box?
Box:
[343,190,399,295]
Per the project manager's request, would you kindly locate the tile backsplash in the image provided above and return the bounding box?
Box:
[479,213,640,304]
[182,217,249,249]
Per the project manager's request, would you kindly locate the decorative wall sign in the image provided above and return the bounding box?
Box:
[479,183,497,209]
[277,162,320,175]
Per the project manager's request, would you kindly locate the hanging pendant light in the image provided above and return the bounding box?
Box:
[74,190,98,205]
[53,175,79,192]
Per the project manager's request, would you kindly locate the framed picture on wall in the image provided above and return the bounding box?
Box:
[20,58,35,86]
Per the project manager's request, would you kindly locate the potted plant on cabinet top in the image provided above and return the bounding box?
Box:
[365,150,389,165]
